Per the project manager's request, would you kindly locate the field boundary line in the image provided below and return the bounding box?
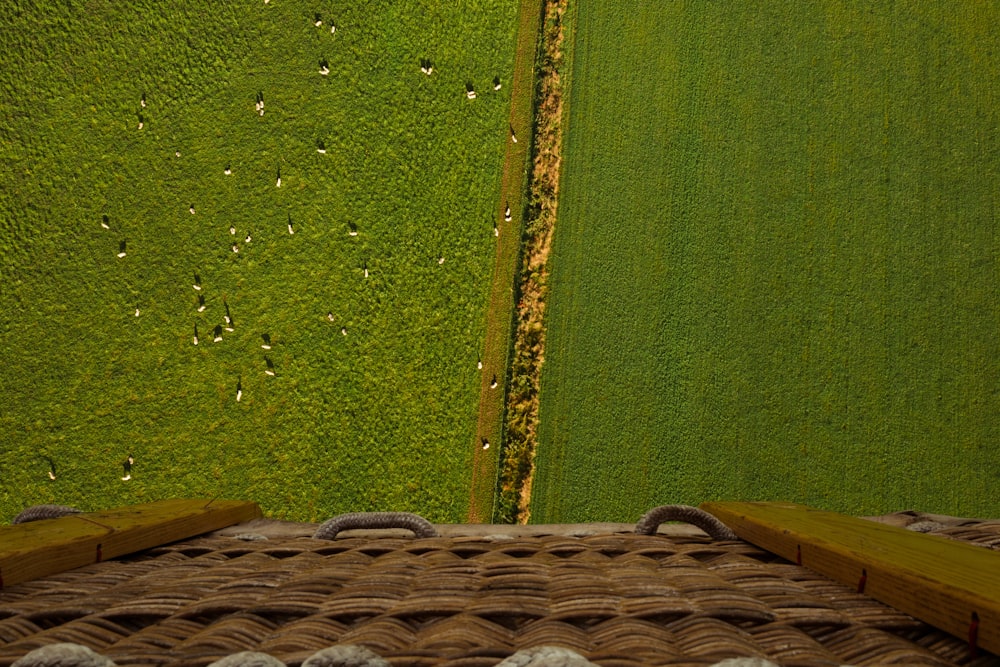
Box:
[493,0,573,524]
[466,0,546,523]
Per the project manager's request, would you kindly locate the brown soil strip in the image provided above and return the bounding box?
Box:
[495,0,570,524]
[466,0,545,523]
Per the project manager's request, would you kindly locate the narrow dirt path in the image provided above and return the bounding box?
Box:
[466,0,544,523]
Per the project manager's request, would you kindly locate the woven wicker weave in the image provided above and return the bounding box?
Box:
[3,525,999,666]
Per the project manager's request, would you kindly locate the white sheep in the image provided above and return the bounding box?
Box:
[276,176,281,187]
[319,66,330,76]
[315,19,322,27]
[236,388,242,402]
[190,205,196,215]
[134,307,140,317]
[438,256,445,265]
[230,226,236,235]
[467,89,477,100]
[330,24,336,34]
[48,470,56,480]
[224,167,232,176]
[232,243,239,253]
[505,205,512,222]
[288,222,295,234]
[341,327,348,336]
[138,121,143,130]
[317,147,327,153]
[122,474,132,481]
[245,233,252,243]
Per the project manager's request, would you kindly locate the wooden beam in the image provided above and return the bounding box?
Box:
[0,499,261,588]
[702,501,1000,657]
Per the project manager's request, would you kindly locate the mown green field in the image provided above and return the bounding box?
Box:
[0,0,518,523]
[533,2,1000,522]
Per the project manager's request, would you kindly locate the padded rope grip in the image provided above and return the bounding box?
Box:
[313,512,437,540]
[12,505,83,525]
[635,505,739,541]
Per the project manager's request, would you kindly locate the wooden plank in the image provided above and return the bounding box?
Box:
[702,501,1000,657]
[0,499,261,588]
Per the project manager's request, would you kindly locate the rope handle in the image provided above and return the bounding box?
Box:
[12,505,82,525]
[312,512,437,540]
[635,505,739,541]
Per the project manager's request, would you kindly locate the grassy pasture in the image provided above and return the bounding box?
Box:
[532,2,1000,522]
[0,0,518,522]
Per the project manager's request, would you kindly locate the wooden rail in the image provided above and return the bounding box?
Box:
[0,499,261,588]
[702,501,1000,657]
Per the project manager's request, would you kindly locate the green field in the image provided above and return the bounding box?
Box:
[0,1,518,523]
[532,2,1000,522]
